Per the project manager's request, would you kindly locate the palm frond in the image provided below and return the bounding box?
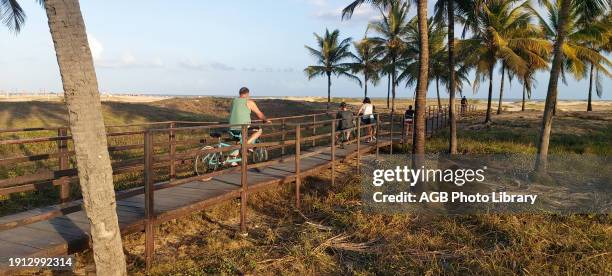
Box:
[1,0,26,33]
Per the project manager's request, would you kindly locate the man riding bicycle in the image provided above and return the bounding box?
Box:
[228,87,271,159]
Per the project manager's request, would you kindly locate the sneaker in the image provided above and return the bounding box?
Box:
[231,162,238,167]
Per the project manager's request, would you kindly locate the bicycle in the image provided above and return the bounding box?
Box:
[194,128,269,175]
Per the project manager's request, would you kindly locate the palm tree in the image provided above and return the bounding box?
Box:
[398,16,448,110]
[460,0,547,124]
[435,0,460,154]
[351,38,384,97]
[534,0,609,173]
[342,0,396,109]
[434,0,482,154]
[520,66,537,111]
[586,29,611,111]
[368,0,411,112]
[587,13,612,111]
[413,0,430,169]
[304,29,362,109]
[1,0,127,274]
[530,0,610,113]
[342,0,395,20]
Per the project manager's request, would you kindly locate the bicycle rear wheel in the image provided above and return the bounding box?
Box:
[194,146,221,175]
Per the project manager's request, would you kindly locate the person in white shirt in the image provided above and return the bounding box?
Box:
[357,97,376,143]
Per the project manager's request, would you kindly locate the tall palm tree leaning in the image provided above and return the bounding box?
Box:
[529,0,610,114]
[535,0,609,173]
[412,0,430,169]
[351,37,384,97]
[398,16,448,111]
[445,0,458,154]
[368,0,411,113]
[1,0,127,274]
[304,29,362,110]
[434,0,456,153]
[342,0,430,168]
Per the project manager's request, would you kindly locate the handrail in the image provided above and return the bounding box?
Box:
[0,105,478,236]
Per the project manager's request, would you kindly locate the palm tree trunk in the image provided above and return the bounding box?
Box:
[43,0,127,274]
[387,73,391,108]
[391,57,397,113]
[522,84,526,111]
[413,0,429,170]
[326,72,331,110]
[448,0,457,155]
[587,63,594,111]
[535,0,571,173]
[497,63,505,114]
[436,77,442,110]
[485,63,494,123]
[364,74,369,98]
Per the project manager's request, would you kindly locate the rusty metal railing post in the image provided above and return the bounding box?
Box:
[57,127,69,203]
[401,112,405,148]
[169,122,176,181]
[375,113,380,159]
[144,130,155,271]
[331,119,336,186]
[436,106,440,132]
[356,119,361,174]
[295,124,301,208]
[240,124,248,235]
[312,114,316,147]
[281,119,286,160]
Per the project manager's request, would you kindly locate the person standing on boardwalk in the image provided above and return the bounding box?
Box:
[358,97,376,143]
[335,102,355,145]
[461,96,468,115]
[404,105,415,136]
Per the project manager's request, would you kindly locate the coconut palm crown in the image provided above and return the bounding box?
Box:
[304,29,362,109]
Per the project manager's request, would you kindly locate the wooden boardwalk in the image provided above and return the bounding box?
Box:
[0,141,388,262]
[0,104,476,272]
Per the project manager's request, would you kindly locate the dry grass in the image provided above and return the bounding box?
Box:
[3,99,611,275]
[66,160,610,275]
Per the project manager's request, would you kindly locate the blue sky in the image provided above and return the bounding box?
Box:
[0,0,609,100]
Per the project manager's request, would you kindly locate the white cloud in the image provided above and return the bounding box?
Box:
[97,52,164,69]
[240,66,296,73]
[314,5,380,23]
[306,0,327,7]
[85,34,163,69]
[87,34,104,61]
[178,60,235,71]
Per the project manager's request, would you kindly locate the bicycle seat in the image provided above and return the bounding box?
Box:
[210,132,223,138]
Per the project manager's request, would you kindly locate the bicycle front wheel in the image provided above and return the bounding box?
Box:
[252,147,268,163]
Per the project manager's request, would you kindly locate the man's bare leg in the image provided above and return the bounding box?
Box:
[247,129,262,144]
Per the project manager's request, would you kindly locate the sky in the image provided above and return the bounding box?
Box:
[0,0,609,100]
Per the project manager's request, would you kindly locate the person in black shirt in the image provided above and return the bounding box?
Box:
[404,105,415,120]
[461,96,468,114]
[336,102,354,143]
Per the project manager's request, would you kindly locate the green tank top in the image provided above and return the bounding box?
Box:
[229,98,251,130]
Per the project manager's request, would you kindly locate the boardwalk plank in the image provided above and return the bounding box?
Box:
[0,139,392,263]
